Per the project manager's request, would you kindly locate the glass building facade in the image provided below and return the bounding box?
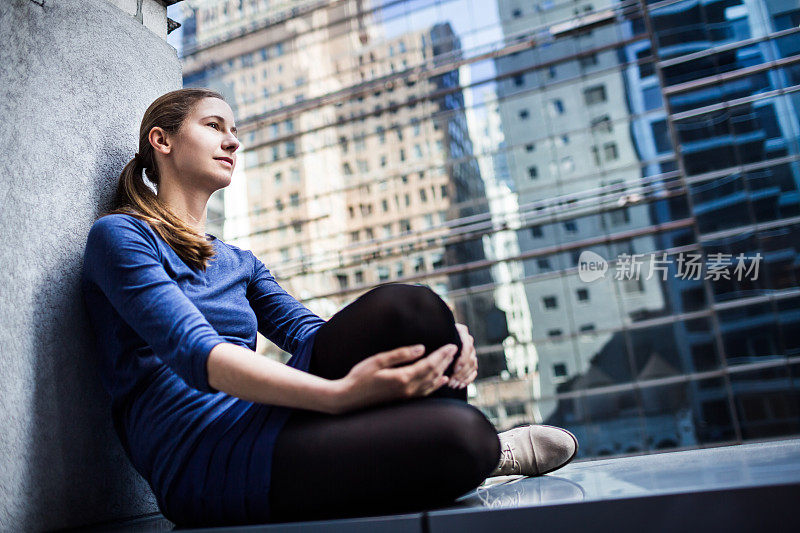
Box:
[172,0,800,459]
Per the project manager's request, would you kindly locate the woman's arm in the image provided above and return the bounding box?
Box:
[207,342,340,413]
[208,341,458,415]
[84,215,227,393]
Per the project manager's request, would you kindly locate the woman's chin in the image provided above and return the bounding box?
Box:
[211,175,233,190]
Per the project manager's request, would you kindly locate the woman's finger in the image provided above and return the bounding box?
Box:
[461,369,478,388]
[451,342,476,381]
[375,344,425,368]
[407,343,456,383]
[422,374,449,396]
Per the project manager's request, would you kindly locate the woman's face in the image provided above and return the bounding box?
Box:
[167,97,240,192]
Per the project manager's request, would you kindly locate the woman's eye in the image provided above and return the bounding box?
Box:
[208,123,219,130]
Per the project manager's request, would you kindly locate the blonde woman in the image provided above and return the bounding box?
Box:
[81,88,577,528]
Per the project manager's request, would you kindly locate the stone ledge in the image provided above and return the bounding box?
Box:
[77,439,800,532]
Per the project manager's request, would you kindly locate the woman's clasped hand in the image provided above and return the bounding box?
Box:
[450,323,478,390]
[331,343,457,414]
[328,322,479,414]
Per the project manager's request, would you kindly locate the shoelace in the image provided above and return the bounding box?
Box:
[498,442,520,473]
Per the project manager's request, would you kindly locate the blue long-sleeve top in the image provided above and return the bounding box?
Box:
[80,213,327,523]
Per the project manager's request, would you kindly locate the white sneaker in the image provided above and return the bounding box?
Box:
[489,424,578,477]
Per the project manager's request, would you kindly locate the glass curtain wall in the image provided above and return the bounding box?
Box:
[173,0,800,459]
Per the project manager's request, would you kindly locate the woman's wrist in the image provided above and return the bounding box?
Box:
[324,377,350,415]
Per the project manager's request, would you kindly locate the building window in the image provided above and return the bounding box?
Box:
[414,256,426,272]
[584,84,607,105]
[274,172,282,185]
[610,207,630,226]
[564,220,578,233]
[525,143,535,152]
[579,324,596,333]
[350,230,360,242]
[513,74,524,87]
[526,165,539,179]
[505,401,526,416]
[382,223,392,237]
[400,219,411,232]
[576,288,590,301]
[591,146,601,166]
[604,142,619,161]
[550,99,565,115]
[381,199,389,212]
[419,188,428,202]
[543,295,558,309]
[561,157,574,172]
[579,53,598,68]
[548,329,563,338]
[377,266,390,282]
[512,8,522,18]
[537,257,550,270]
[623,277,644,293]
[355,271,364,284]
[275,198,284,212]
[591,114,612,133]
[553,363,567,377]
[519,109,530,120]
[530,225,543,238]
[336,274,348,289]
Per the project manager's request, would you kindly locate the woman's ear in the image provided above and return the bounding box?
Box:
[148,126,172,156]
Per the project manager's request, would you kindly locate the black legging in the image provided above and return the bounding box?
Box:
[269,283,501,522]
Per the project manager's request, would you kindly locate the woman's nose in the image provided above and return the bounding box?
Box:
[223,135,239,152]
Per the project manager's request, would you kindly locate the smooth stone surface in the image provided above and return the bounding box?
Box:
[450,437,800,509]
[92,439,800,532]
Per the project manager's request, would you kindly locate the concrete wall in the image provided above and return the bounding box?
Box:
[0,0,182,529]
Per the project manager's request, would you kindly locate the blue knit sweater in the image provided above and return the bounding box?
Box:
[81,213,326,525]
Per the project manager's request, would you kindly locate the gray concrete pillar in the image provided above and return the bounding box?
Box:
[0,0,182,529]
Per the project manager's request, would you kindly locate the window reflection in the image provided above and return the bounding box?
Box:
[174,0,800,456]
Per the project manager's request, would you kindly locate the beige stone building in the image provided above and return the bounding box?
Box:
[179,1,505,370]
